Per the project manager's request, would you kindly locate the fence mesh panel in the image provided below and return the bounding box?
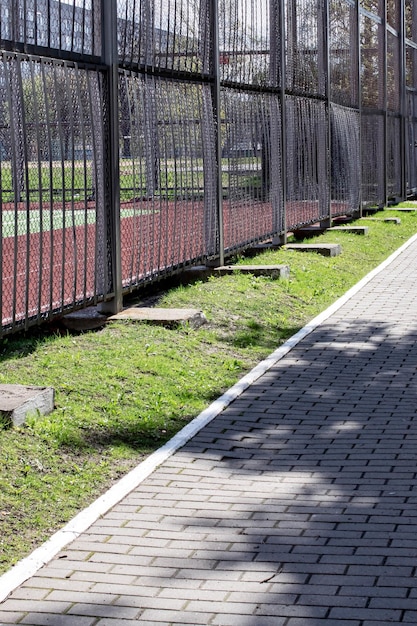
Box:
[360,8,386,207]
[286,96,329,229]
[119,73,218,287]
[406,91,417,192]
[221,89,283,250]
[330,0,359,109]
[331,104,361,215]
[0,54,104,331]
[0,0,101,56]
[406,1,417,193]
[286,0,326,97]
[117,0,211,74]
[219,0,278,87]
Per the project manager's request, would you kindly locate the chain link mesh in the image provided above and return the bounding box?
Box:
[0,0,100,55]
[0,53,103,330]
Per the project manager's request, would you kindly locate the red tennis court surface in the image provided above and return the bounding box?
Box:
[1,198,349,329]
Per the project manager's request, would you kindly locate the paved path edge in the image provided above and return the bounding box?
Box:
[2,231,417,603]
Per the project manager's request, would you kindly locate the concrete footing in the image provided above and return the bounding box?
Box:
[214,264,290,279]
[108,308,207,329]
[387,207,417,212]
[240,243,281,257]
[62,307,108,331]
[285,243,342,257]
[362,217,401,224]
[0,384,55,427]
[293,226,327,239]
[328,226,369,235]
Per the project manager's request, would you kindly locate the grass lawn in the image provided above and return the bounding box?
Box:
[1,203,417,574]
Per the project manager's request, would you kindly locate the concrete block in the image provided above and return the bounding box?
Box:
[182,266,212,280]
[108,308,207,329]
[0,384,55,427]
[328,226,369,235]
[239,243,281,258]
[284,243,342,257]
[62,307,108,331]
[362,217,401,224]
[293,226,327,240]
[213,265,290,279]
[362,206,380,215]
[387,206,417,212]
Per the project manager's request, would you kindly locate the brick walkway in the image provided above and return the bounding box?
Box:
[2,236,417,625]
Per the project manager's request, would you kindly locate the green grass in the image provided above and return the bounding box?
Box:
[0,203,416,574]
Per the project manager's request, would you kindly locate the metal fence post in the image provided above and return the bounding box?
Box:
[101,0,123,313]
[357,0,363,215]
[319,0,332,227]
[383,0,388,207]
[210,0,225,267]
[400,0,407,200]
[325,0,331,225]
[278,0,288,243]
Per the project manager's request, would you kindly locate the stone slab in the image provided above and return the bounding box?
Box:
[328,226,369,235]
[285,243,342,257]
[362,217,401,224]
[182,265,212,280]
[0,384,55,427]
[387,206,417,212]
[213,264,290,279]
[241,243,281,257]
[108,308,207,329]
[293,226,327,239]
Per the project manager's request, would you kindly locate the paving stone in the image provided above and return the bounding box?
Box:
[20,616,96,626]
[0,612,26,623]
[67,604,140,619]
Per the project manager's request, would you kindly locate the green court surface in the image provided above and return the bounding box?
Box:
[1,207,155,237]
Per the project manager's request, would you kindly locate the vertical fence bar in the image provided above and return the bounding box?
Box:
[101,0,122,313]
[210,0,224,266]
[6,57,21,328]
[29,60,45,324]
[400,0,407,199]
[357,0,363,215]
[318,0,332,227]
[383,0,388,206]
[0,92,2,330]
[40,60,55,318]
[324,0,331,224]
[278,0,287,243]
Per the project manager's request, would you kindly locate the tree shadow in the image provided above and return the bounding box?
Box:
[117,318,417,624]
[2,319,417,624]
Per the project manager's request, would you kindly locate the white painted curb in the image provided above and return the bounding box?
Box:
[1,230,417,603]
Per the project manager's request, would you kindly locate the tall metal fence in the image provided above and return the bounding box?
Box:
[0,0,416,335]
